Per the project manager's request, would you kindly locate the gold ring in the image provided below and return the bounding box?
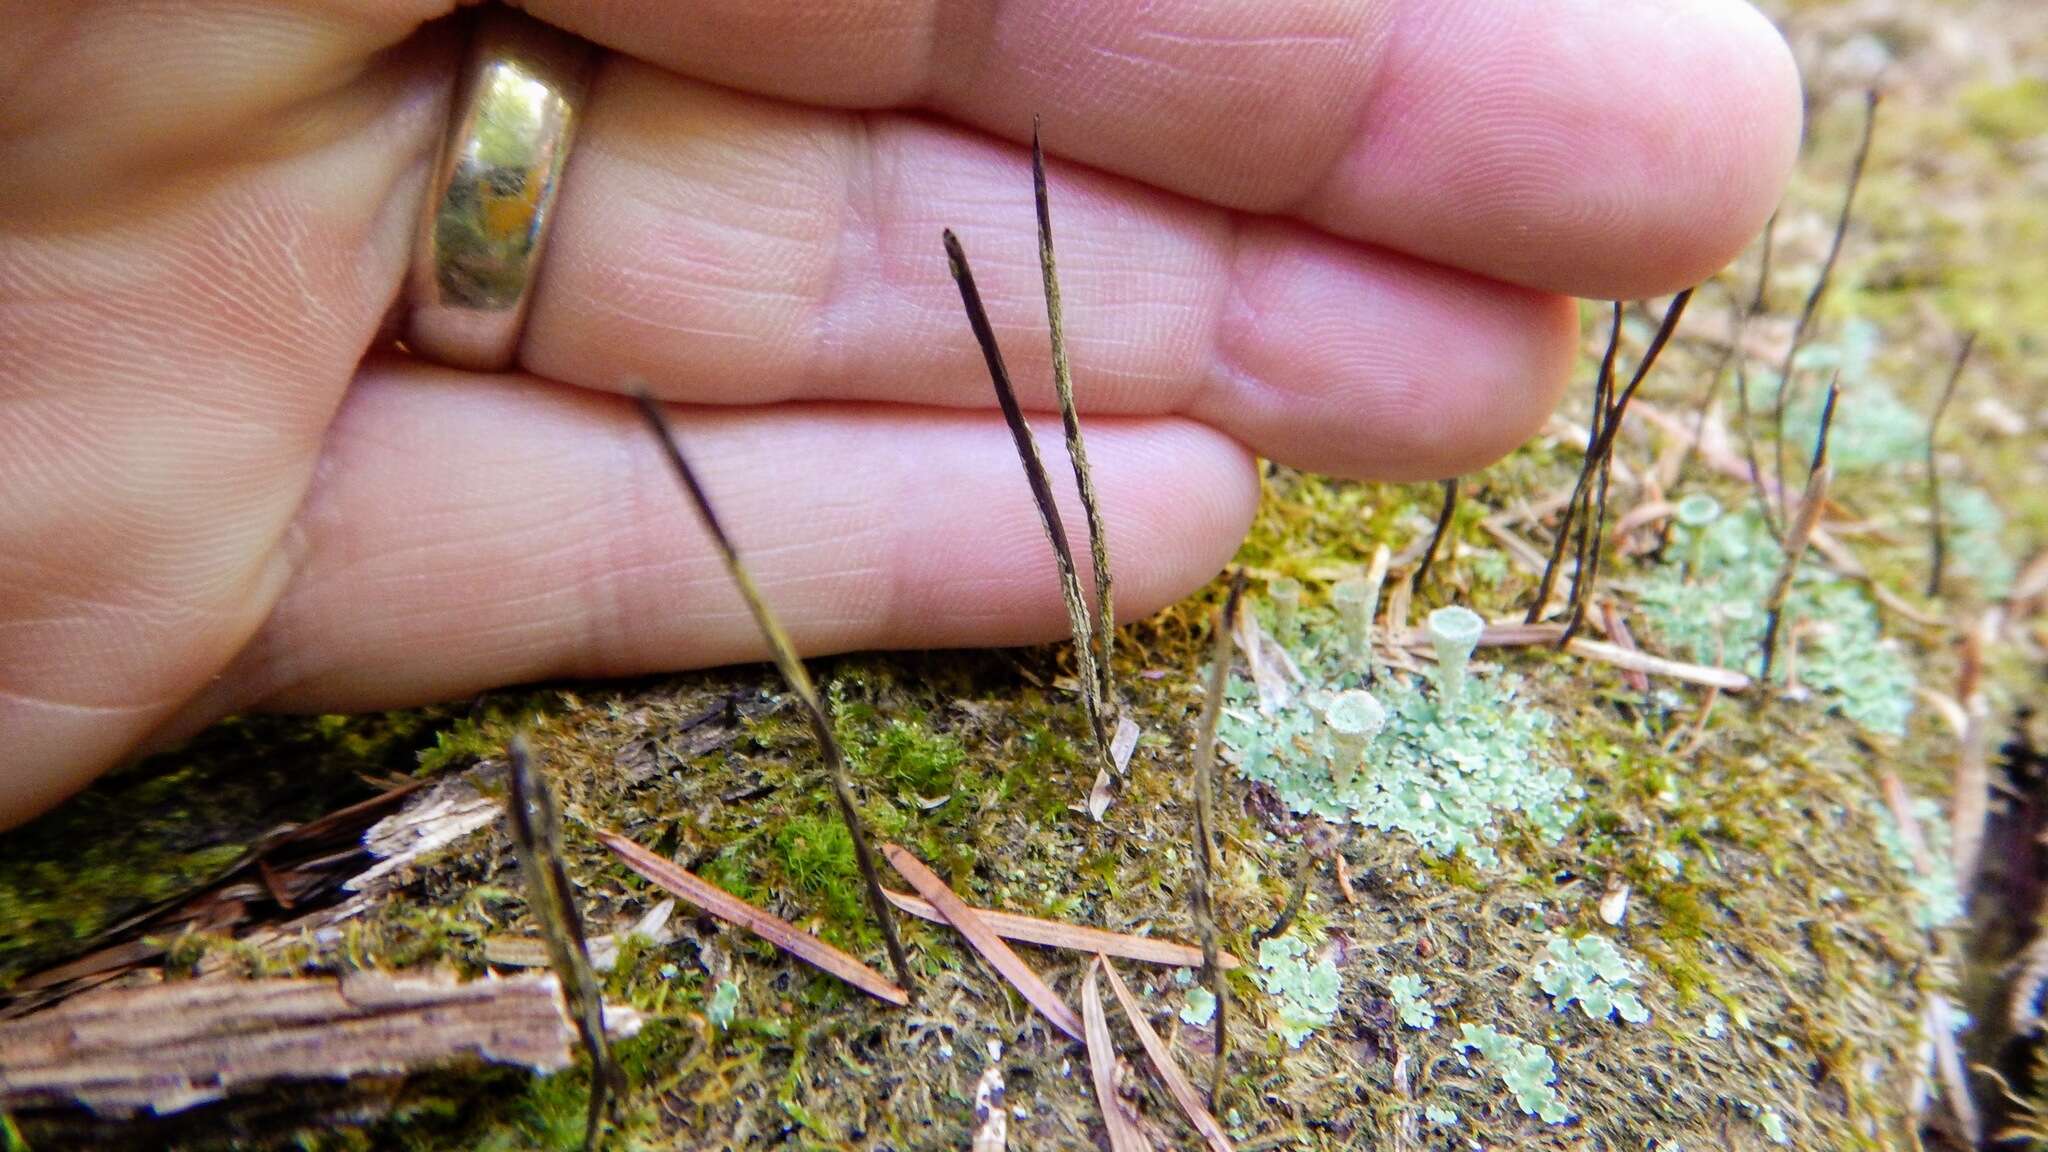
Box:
[405,6,594,372]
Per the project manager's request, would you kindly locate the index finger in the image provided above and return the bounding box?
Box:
[520,0,1801,299]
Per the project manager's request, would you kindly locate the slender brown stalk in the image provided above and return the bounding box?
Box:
[1034,123,1116,709]
[1193,572,1246,1111]
[944,229,1112,764]
[1772,90,1878,516]
[632,393,914,997]
[1925,331,1977,597]
[1749,208,1779,316]
[506,737,616,1151]
[1759,378,1841,678]
[1413,478,1460,588]
[1732,362,1785,540]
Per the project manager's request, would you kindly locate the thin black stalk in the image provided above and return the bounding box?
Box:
[1193,572,1246,1111]
[1772,90,1878,519]
[632,394,915,997]
[1413,478,1460,589]
[1529,303,1624,622]
[1759,377,1841,679]
[1925,331,1976,598]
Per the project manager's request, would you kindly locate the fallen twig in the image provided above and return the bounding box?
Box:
[633,393,914,997]
[883,843,1082,1040]
[596,830,908,1007]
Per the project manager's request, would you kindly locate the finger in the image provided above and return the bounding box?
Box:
[526,60,1577,480]
[523,0,1801,297]
[173,358,1258,718]
[0,6,451,824]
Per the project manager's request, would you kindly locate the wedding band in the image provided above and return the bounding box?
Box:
[405,6,594,371]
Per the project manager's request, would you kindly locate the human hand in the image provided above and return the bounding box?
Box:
[0,0,1800,827]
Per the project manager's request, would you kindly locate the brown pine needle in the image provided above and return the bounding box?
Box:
[596,830,909,1007]
[944,228,1111,765]
[1082,959,1149,1152]
[882,889,1240,970]
[506,738,616,1151]
[631,391,914,997]
[1034,122,1116,709]
[883,843,1083,1041]
[1100,959,1237,1152]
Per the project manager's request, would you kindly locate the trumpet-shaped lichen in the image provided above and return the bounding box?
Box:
[1637,509,1915,735]
[1456,1023,1568,1124]
[1389,973,1436,1029]
[1532,933,1651,1024]
[1256,935,1341,1047]
[1220,662,1576,864]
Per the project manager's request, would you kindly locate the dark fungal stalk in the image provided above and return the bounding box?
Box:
[631,393,915,998]
[1192,571,1246,1111]
[943,228,1113,767]
[1413,478,1460,589]
[1033,123,1117,711]
[1529,303,1623,622]
[505,737,618,1152]
[1925,331,1976,597]
[1771,89,1878,520]
[1759,377,1841,680]
[1733,361,1785,540]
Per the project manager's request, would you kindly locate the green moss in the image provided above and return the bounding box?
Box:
[1961,76,2048,148]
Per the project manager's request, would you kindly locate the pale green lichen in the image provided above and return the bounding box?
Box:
[707,979,740,1030]
[1456,1023,1568,1124]
[1759,1106,1791,1145]
[1873,797,1965,929]
[1638,509,1915,735]
[1179,984,1218,1026]
[1939,485,2016,598]
[1532,933,1651,1024]
[1389,972,1436,1029]
[1256,935,1341,1048]
[1424,1102,1459,1126]
[1219,639,1576,862]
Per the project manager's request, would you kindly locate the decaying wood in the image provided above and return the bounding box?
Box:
[0,971,638,1118]
[881,889,1239,970]
[596,829,908,1007]
[883,843,1083,1040]
[971,1041,1008,1152]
